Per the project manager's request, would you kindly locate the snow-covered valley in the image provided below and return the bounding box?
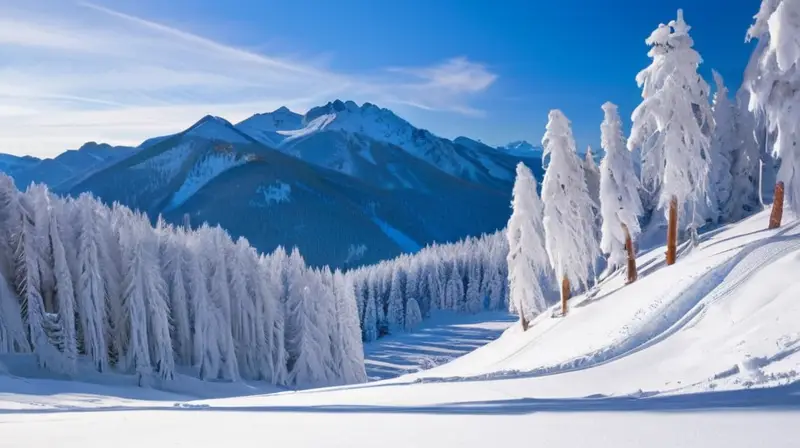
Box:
[1,209,799,447]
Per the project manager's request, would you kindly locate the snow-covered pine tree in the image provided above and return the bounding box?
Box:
[746,0,800,227]
[708,70,736,222]
[48,199,77,371]
[185,236,221,381]
[464,256,483,314]
[332,270,367,384]
[362,282,379,342]
[267,246,289,385]
[583,146,602,229]
[599,101,644,282]
[0,178,29,354]
[117,215,154,382]
[404,297,423,332]
[506,162,549,329]
[158,222,192,366]
[541,110,600,316]
[13,187,63,371]
[386,269,405,332]
[726,88,762,221]
[284,251,327,387]
[630,10,713,264]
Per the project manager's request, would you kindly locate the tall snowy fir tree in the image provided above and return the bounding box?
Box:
[506,162,549,329]
[583,146,603,254]
[726,88,762,221]
[708,70,736,222]
[746,0,800,227]
[599,102,644,283]
[629,10,713,264]
[541,110,600,316]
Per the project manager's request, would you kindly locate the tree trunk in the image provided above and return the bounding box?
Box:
[560,275,570,316]
[520,315,529,331]
[622,223,637,284]
[768,181,784,229]
[666,196,678,266]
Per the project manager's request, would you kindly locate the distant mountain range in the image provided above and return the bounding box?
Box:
[0,100,545,268]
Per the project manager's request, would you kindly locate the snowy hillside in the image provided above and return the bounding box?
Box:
[1,209,798,447]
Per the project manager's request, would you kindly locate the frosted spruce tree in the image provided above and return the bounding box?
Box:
[541,110,600,316]
[746,0,800,228]
[629,10,713,265]
[708,70,737,221]
[726,88,762,221]
[599,102,644,283]
[506,162,549,329]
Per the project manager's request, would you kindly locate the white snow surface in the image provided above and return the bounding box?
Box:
[2,209,800,446]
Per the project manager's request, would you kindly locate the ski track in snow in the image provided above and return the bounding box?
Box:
[416,220,800,384]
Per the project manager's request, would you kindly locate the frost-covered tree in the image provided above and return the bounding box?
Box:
[386,270,405,332]
[284,250,326,387]
[0,179,364,388]
[726,88,763,221]
[599,102,643,282]
[118,217,154,382]
[404,297,423,332]
[745,0,800,227]
[506,162,549,329]
[332,271,367,383]
[12,188,62,371]
[583,146,602,224]
[629,10,713,264]
[542,110,601,315]
[74,194,110,371]
[158,224,192,366]
[707,70,737,221]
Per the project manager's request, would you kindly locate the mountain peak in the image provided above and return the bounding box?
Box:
[497,140,543,158]
[186,115,252,144]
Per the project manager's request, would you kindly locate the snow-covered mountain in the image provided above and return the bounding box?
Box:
[0,142,137,190]
[64,107,537,268]
[235,100,537,186]
[0,101,543,268]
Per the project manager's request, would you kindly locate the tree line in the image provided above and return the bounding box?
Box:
[0,174,365,388]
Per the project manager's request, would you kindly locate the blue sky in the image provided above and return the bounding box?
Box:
[0,0,758,157]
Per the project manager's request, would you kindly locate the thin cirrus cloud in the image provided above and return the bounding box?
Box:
[0,1,497,157]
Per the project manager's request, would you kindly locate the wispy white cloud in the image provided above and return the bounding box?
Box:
[0,1,497,157]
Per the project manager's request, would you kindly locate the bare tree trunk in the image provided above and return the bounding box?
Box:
[769,181,784,229]
[666,196,678,266]
[560,275,570,316]
[520,315,529,331]
[622,223,637,284]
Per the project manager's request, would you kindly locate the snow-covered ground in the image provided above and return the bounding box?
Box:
[363,311,515,380]
[2,209,800,447]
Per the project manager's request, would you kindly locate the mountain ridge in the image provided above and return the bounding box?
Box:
[1,100,544,268]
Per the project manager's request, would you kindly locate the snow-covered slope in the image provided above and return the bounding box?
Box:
[1,209,799,446]
[236,106,304,147]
